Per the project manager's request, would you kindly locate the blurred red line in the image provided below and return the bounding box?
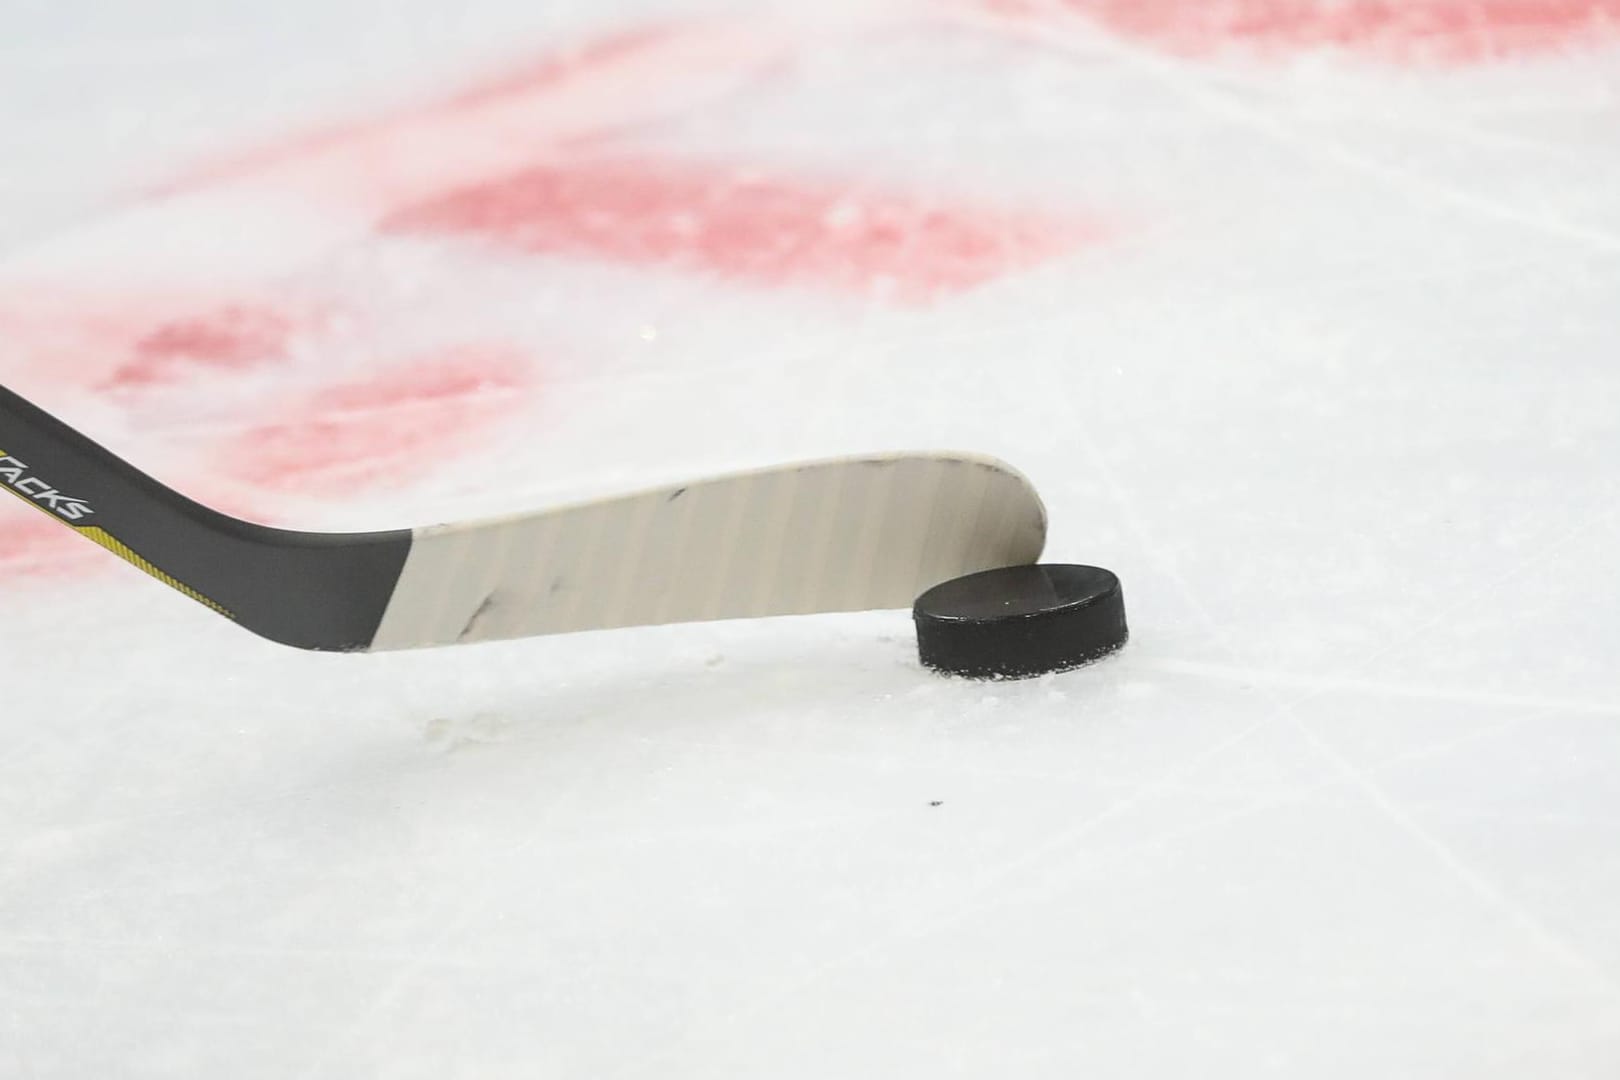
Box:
[219,345,535,495]
[443,25,679,112]
[110,303,306,389]
[0,515,106,577]
[160,24,685,197]
[381,156,1099,303]
[1045,0,1620,62]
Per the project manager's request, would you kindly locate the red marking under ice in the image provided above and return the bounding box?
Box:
[0,515,103,576]
[151,19,1088,302]
[443,26,679,112]
[222,346,533,495]
[0,290,173,388]
[2,283,540,577]
[381,157,1095,303]
[164,25,684,196]
[154,19,803,214]
[110,303,301,389]
[0,290,311,390]
[1060,0,1620,62]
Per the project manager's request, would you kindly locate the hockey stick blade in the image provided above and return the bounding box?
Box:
[0,383,1047,652]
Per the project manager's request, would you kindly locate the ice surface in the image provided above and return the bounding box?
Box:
[4,1,1620,1076]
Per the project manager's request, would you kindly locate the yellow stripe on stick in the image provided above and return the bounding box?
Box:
[73,526,235,617]
[0,465,234,618]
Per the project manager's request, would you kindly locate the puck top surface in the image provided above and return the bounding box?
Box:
[913,563,1127,679]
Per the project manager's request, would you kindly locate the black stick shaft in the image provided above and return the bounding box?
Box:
[0,383,410,651]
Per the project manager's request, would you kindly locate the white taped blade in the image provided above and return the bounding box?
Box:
[368,452,1047,652]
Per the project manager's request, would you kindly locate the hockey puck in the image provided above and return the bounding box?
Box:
[913,564,1127,679]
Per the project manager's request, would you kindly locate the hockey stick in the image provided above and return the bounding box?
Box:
[0,383,1046,652]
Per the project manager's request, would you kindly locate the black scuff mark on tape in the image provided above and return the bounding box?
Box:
[458,593,499,643]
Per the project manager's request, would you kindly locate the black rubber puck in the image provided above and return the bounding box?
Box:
[913,564,1127,679]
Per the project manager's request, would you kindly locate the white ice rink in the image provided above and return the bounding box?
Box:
[4,1,1620,1075]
